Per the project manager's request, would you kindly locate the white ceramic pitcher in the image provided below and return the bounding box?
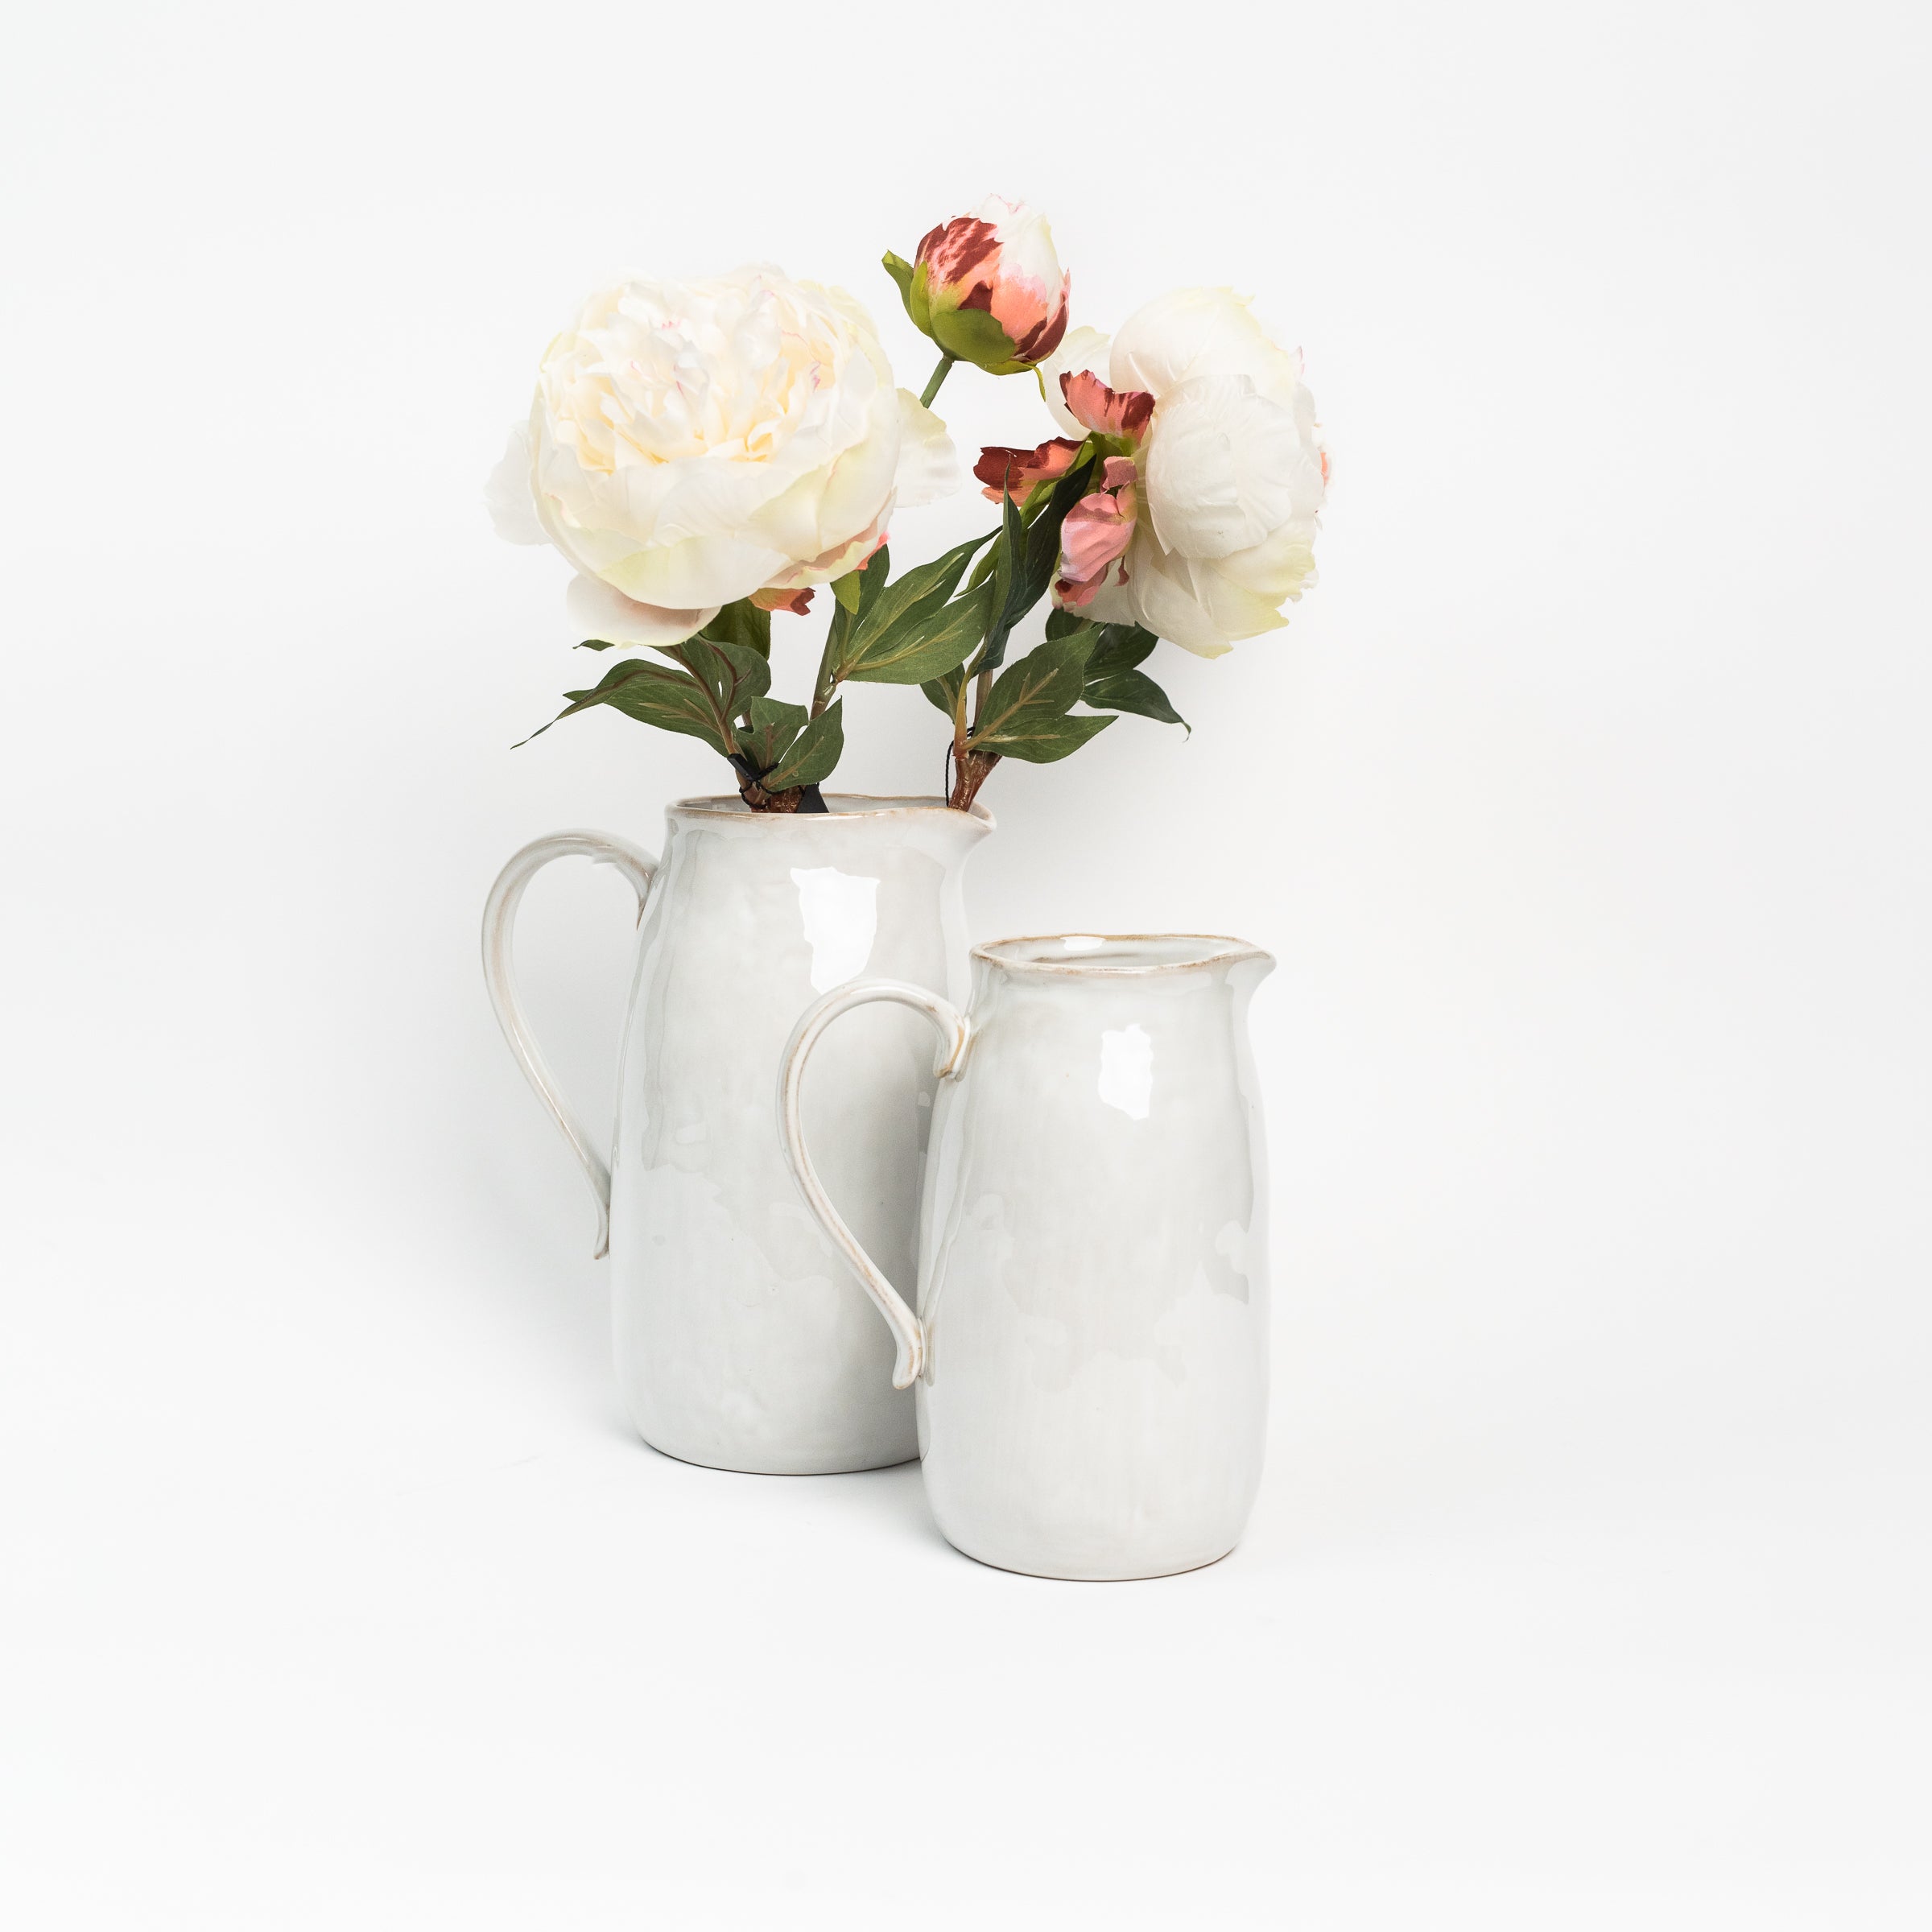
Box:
[485,795,991,1475]
[778,934,1276,1579]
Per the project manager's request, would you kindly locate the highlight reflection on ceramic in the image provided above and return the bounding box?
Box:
[779,934,1276,1580]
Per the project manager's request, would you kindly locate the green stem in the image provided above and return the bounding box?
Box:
[919,352,957,409]
[810,652,840,719]
[811,601,851,717]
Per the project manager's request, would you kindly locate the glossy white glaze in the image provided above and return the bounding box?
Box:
[485,796,991,1474]
[779,935,1276,1579]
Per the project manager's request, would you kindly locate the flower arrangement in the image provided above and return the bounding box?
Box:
[488,198,1327,812]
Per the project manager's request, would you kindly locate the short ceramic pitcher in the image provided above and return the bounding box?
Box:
[485,795,991,1475]
[778,934,1275,1579]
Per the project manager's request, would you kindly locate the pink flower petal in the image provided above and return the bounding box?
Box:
[917,216,1001,286]
[973,437,1084,502]
[1061,370,1155,440]
[1058,486,1137,584]
[751,585,815,614]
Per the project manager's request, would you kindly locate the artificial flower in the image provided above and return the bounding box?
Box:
[887,196,1070,375]
[488,265,957,646]
[1040,290,1327,656]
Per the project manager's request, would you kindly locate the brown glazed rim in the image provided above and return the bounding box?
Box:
[973,933,1273,976]
[669,794,994,827]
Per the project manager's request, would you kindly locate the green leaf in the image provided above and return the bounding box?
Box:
[881,251,919,328]
[1043,608,1091,642]
[1083,667,1188,733]
[846,576,996,685]
[831,570,863,614]
[759,700,844,791]
[825,591,857,652]
[1057,621,1185,731]
[931,299,1025,375]
[839,534,989,667]
[735,696,809,774]
[976,631,1093,727]
[700,600,771,658]
[1085,621,1158,677]
[980,708,1114,764]
[518,656,733,755]
[976,488,1027,674]
[663,636,770,724]
[814,597,852,715]
[970,631,1099,758]
[922,663,967,720]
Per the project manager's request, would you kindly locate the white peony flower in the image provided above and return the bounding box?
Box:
[488,265,959,648]
[1044,291,1327,658]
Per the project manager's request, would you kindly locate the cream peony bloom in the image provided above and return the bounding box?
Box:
[1038,291,1326,658]
[489,265,959,647]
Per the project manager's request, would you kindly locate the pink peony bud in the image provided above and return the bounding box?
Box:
[883,196,1071,375]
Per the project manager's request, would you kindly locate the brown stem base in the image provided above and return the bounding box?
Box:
[737,778,806,812]
[947,748,1001,812]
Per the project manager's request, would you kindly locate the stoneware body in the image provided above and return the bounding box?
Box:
[779,935,1275,1579]
[485,796,991,1474]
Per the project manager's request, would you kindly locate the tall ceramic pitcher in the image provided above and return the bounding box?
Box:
[778,935,1274,1578]
[484,795,992,1475]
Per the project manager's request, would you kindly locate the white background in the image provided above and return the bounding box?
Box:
[3,2,1927,1924]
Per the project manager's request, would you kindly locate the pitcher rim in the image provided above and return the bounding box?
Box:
[668,793,995,828]
[973,933,1273,977]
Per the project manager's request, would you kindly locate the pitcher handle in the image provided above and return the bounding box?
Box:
[482,830,658,1259]
[777,980,970,1390]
